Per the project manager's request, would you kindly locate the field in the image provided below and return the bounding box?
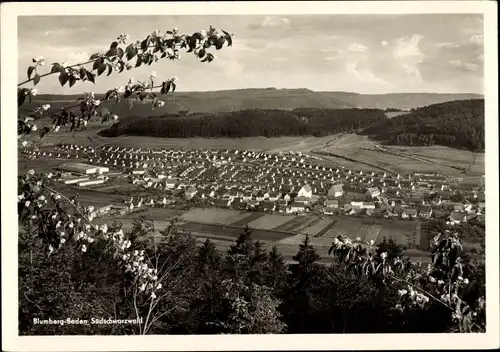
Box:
[180,208,247,225]
[246,214,295,230]
[316,133,485,178]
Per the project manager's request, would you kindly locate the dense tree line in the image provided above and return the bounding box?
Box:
[361,99,485,151]
[19,216,483,335]
[98,108,387,138]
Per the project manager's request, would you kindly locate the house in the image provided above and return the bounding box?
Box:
[242,192,253,202]
[363,202,376,210]
[288,202,306,214]
[449,211,467,224]
[365,187,381,199]
[327,184,344,198]
[89,204,112,218]
[419,206,433,219]
[404,208,418,219]
[184,186,197,200]
[295,195,311,205]
[255,190,266,202]
[297,184,313,198]
[277,199,288,213]
[267,191,281,202]
[247,199,260,210]
[324,199,339,209]
[350,201,364,209]
[261,201,276,212]
[165,179,177,189]
[231,198,247,211]
[213,199,231,208]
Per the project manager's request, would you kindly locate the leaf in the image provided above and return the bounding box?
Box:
[105,48,117,57]
[79,67,87,81]
[90,53,101,60]
[33,74,41,86]
[161,52,167,58]
[117,47,124,59]
[59,72,69,87]
[93,58,102,71]
[97,63,107,76]
[107,64,113,76]
[153,37,162,53]
[222,30,233,46]
[126,45,136,60]
[135,56,142,67]
[166,31,173,35]
[18,90,26,107]
[141,37,149,51]
[69,75,77,88]
[51,63,62,73]
[215,36,226,50]
[110,41,119,50]
[27,66,36,80]
[198,48,206,59]
[85,70,95,84]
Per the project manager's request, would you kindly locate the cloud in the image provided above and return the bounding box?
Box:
[346,61,389,85]
[470,34,483,45]
[449,60,479,71]
[260,16,291,28]
[347,43,369,52]
[437,42,460,48]
[381,40,388,47]
[391,34,425,83]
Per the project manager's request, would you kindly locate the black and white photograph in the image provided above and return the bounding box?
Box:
[2,1,499,351]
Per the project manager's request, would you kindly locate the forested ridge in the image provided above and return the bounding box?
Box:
[99,108,387,138]
[360,99,485,151]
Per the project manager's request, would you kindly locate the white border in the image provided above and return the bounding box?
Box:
[2,2,499,351]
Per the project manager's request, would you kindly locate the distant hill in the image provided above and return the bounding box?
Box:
[316,92,484,110]
[360,99,485,151]
[31,88,483,116]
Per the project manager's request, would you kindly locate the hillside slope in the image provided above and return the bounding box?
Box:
[360,99,485,151]
[31,89,483,115]
[99,108,387,138]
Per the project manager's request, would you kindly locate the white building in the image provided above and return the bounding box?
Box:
[365,187,381,199]
[59,163,99,175]
[64,177,90,185]
[298,184,313,198]
[78,179,106,187]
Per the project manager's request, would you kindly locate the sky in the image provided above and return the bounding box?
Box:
[18,14,484,94]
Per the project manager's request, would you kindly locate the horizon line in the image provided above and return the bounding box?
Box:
[32,88,485,96]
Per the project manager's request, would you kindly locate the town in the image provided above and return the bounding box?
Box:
[20,142,486,259]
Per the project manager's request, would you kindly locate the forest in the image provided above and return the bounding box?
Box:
[360,99,485,151]
[19,214,485,335]
[98,108,387,138]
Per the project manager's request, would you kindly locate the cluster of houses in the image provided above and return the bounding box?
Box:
[36,144,485,225]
